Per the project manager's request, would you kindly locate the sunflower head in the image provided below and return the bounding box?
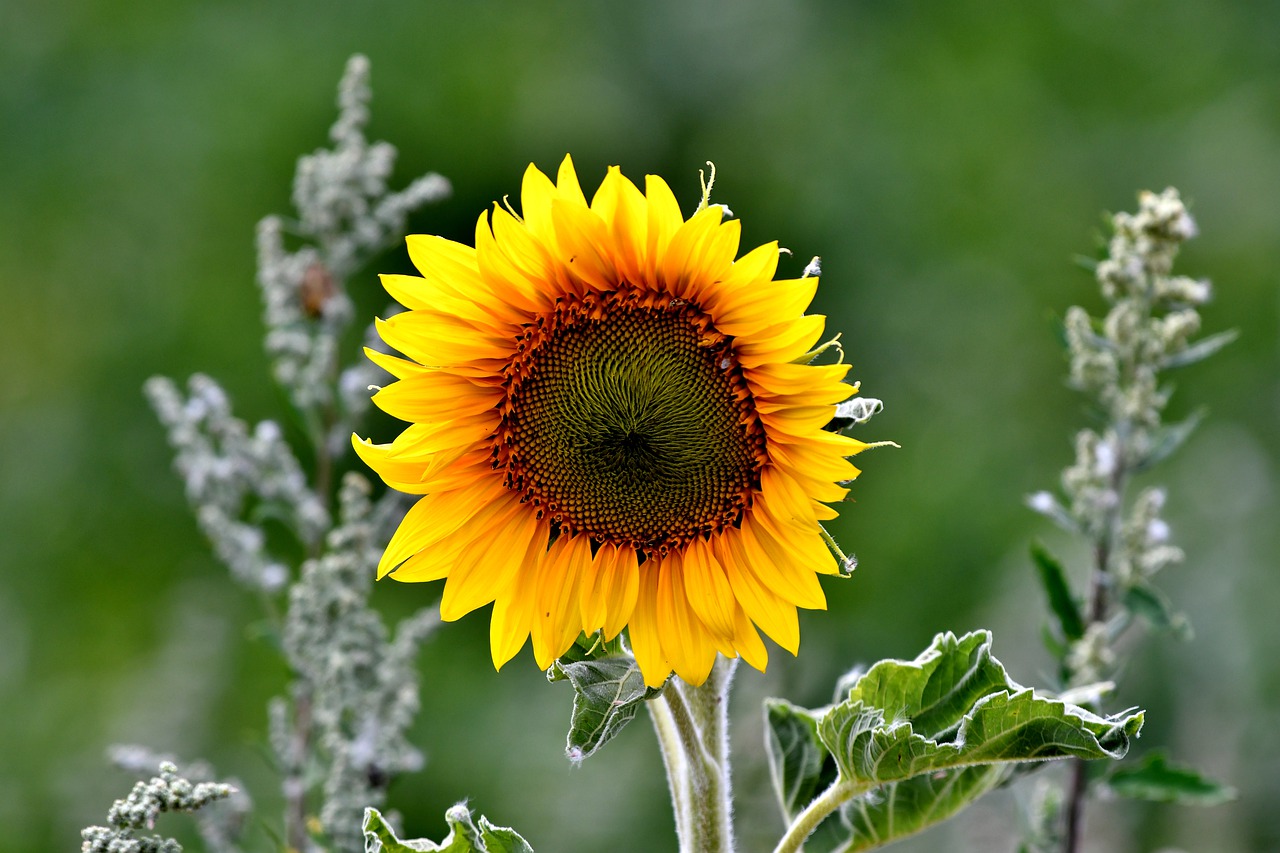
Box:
[355,156,878,688]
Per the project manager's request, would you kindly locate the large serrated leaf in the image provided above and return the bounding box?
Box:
[841,765,1010,851]
[765,699,838,820]
[1106,751,1236,805]
[1030,543,1085,642]
[551,655,658,763]
[363,806,533,853]
[774,631,1143,851]
[821,632,1142,785]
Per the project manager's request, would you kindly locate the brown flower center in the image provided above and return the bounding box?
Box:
[495,289,766,556]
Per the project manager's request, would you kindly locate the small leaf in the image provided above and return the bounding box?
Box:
[1161,328,1238,370]
[1031,543,1086,642]
[476,818,537,853]
[551,632,624,668]
[363,806,533,853]
[1106,751,1237,805]
[1134,410,1205,473]
[1123,584,1193,640]
[765,699,838,821]
[552,655,659,763]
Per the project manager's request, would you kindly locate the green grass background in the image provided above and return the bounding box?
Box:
[2,2,1277,850]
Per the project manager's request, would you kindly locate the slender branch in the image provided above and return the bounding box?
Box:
[773,778,869,853]
[284,690,313,853]
[1062,447,1127,853]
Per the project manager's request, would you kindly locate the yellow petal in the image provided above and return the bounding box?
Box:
[643,174,684,284]
[551,198,618,293]
[590,166,648,286]
[731,604,769,672]
[759,465,822,531]
[381,479,508,579]
[660,208,737,302]
[657,553,718,686]
[555,154,588,208]
[371,374,502,423]
[440,497,536,620]
[489,520,551,669]
[376,313,514,367]
[734,314,827,368]
[628,563,671,688]
[531,534,590,668]
[739,512,827,609]
[520,161,558,245]
[712,277,819,338]
[680,537,737,641]
[602,544,640,639]
[716,528,801,654]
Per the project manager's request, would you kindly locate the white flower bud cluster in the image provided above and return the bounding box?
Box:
[1057,188,1210,538]
[81,762,236,853]
[255,53,449,418]
[272,473,438,852]
[1065,623,1117,691]
[1060,429,1121,539]
[1116,487,1184,587]
[106,747,251,853]
[145,374,330,592]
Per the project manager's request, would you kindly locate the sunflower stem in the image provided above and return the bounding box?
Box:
[648,690,690,845]
[651,657,737,853]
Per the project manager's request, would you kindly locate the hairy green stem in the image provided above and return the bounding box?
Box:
[649,691,689,846]
[651,657,737,853]
[773,778,869,853]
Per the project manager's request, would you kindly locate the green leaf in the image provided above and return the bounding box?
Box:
[776,631,1143,851]
[1031,543,1086,642]
[1161,328,1238,370]
[841,765,1011,851]
[1134,409,1205,473]
[551,654,660,763]
[1106,751,1236,806]
[765,699,838,821]
[363,806,533,853]
[1123,583,1193,640]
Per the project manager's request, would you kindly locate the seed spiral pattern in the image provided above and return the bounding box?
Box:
[495,289,766,554]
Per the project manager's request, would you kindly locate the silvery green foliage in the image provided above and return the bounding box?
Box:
[256,52,450,427]
[1024,189,1234,848]
[1027,188,1227,682]
[145,373,328,592]
[135,55,452,851]
[81,762,236,853]
[272,473,439,853]
[107,747,252,853]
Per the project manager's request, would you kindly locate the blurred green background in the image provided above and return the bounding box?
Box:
[2,2,1277,850]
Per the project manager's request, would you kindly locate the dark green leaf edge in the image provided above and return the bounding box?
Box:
[1031,542,1086,642]
[1106,751,1237,806]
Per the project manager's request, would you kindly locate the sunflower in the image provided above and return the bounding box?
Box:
[354,156,875,688]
